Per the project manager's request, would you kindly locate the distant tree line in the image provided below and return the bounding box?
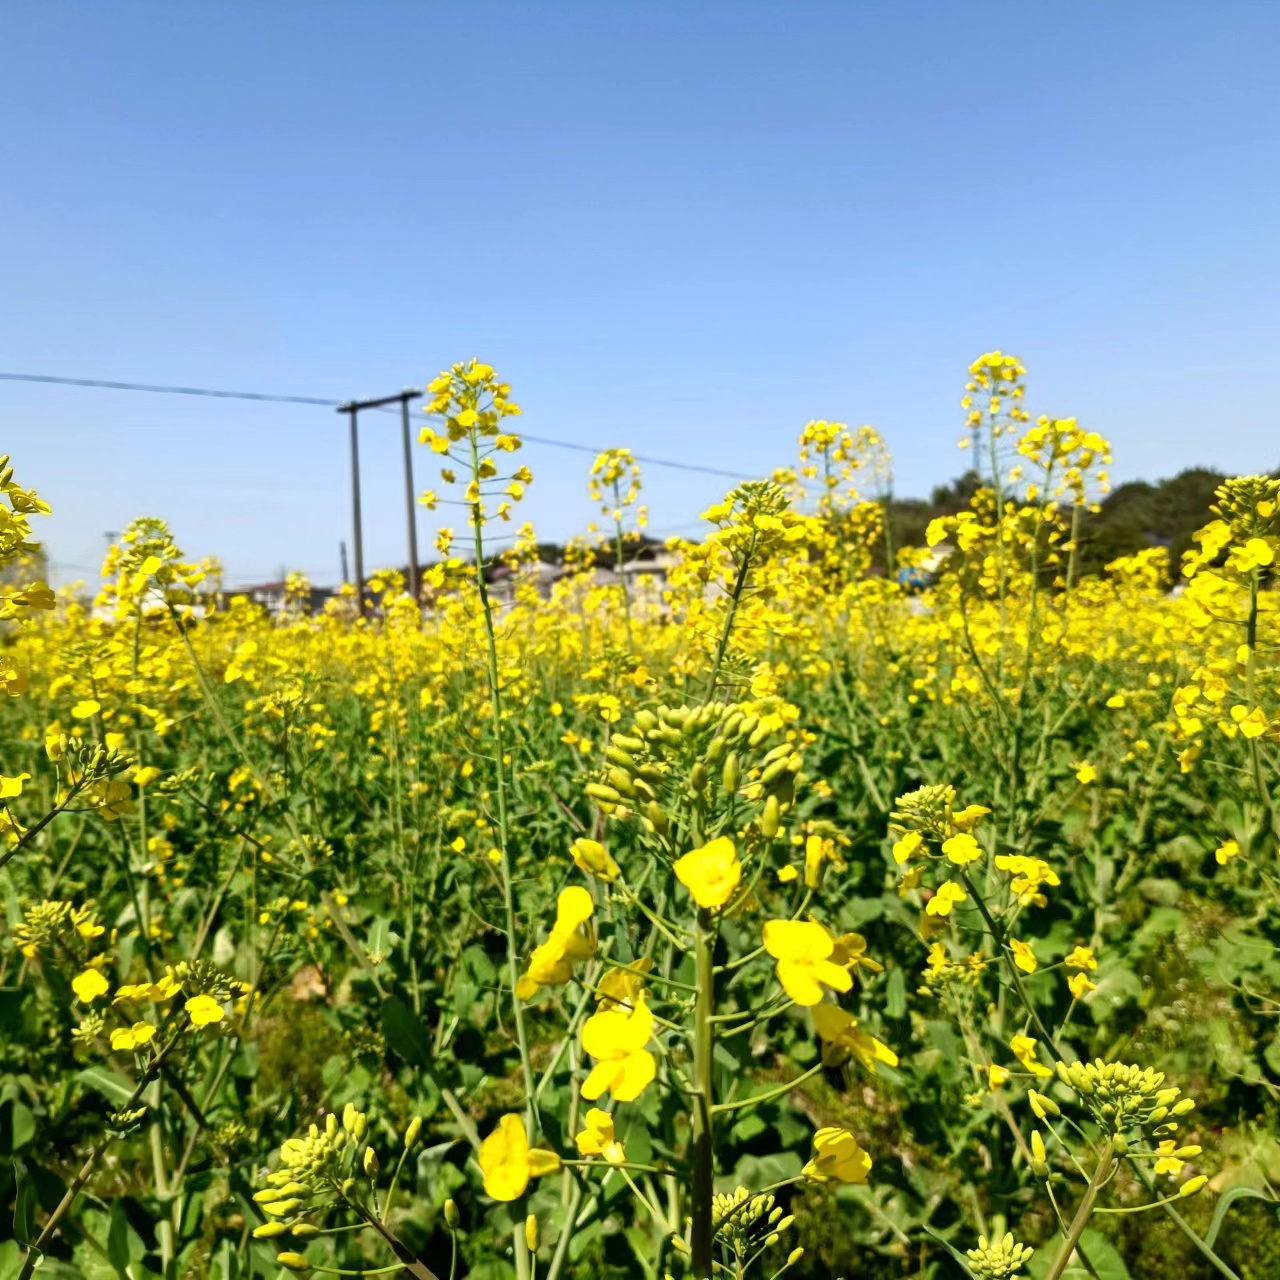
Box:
[885,466,1273,580]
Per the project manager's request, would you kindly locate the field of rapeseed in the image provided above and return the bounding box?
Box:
[2,353,1279,1280]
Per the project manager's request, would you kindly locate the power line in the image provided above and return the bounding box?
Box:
[0,371,337,406]
[2,369,751,481]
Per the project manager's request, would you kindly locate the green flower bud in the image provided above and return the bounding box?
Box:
[252,1222,288,1238]
[723,752,741,794]
[607,767,636,797]
[277,1253,310,1273]
[761,794,781,838]
[405,1116,422,1149]
[363,1146,379,1177]
[444,1198,461,1230]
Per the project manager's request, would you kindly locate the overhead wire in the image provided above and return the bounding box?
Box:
[2,370,752,480]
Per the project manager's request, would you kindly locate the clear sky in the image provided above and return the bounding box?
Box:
[6,1,1279,586]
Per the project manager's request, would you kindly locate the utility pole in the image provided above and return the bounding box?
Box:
[400,394,421,601]
[335,389,422,617]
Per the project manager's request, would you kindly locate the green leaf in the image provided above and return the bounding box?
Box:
[381,996,432,1070]
[884,966,906,1019]
[12,1158,35,1245]
[1202,1184,1280,1249]
[107,1199,132,1279]
[1028,1228,1130,1280]
[76,1067,136,1107]
[0,1240,22,1280]
[2,1100,34,1153]
[366,916,399,965]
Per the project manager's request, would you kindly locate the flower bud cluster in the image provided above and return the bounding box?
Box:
[965,1231,1034,1279]
[587,701,801,843]
[711,1186,795,1258]
[1054,1059,1195,1140]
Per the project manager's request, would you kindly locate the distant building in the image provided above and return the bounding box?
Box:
[223,581,337,616]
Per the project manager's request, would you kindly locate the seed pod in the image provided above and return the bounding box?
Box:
[723,752,741,794]
[736,714,759,742]
[705,735,727,763]
[761,742,792,767]
[748,719,770,748]
[585,783,623,804]
[690,761,707,791]
[633,710,657,732]
[645,801,669,835]
[605,745,636,769]
[761,794,781,838]
[612,733,644,751]
[721,709,744,738]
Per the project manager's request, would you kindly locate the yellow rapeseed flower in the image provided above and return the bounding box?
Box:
[673,836,741,910]
[72,968,110,1003]
[811,1003,897,1070]
[763,920,854,1006]
[1010,1034,1053,1078]
[570,837,620,882]
[581,996,656,1102]
[802,1126,872,1184]
[926,881,967,917]
[478,1114,561,1201]
[111,1021,157,1051]
[574,1108,626,1164]
[185,994,225,1027]
[1009,938,1037,974]
[941,832,982,866]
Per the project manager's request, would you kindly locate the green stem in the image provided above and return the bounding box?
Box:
[1044,1143,1113,1280]
[689,907,716,1277]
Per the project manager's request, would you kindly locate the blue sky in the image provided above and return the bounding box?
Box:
[6,1,1279,586]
